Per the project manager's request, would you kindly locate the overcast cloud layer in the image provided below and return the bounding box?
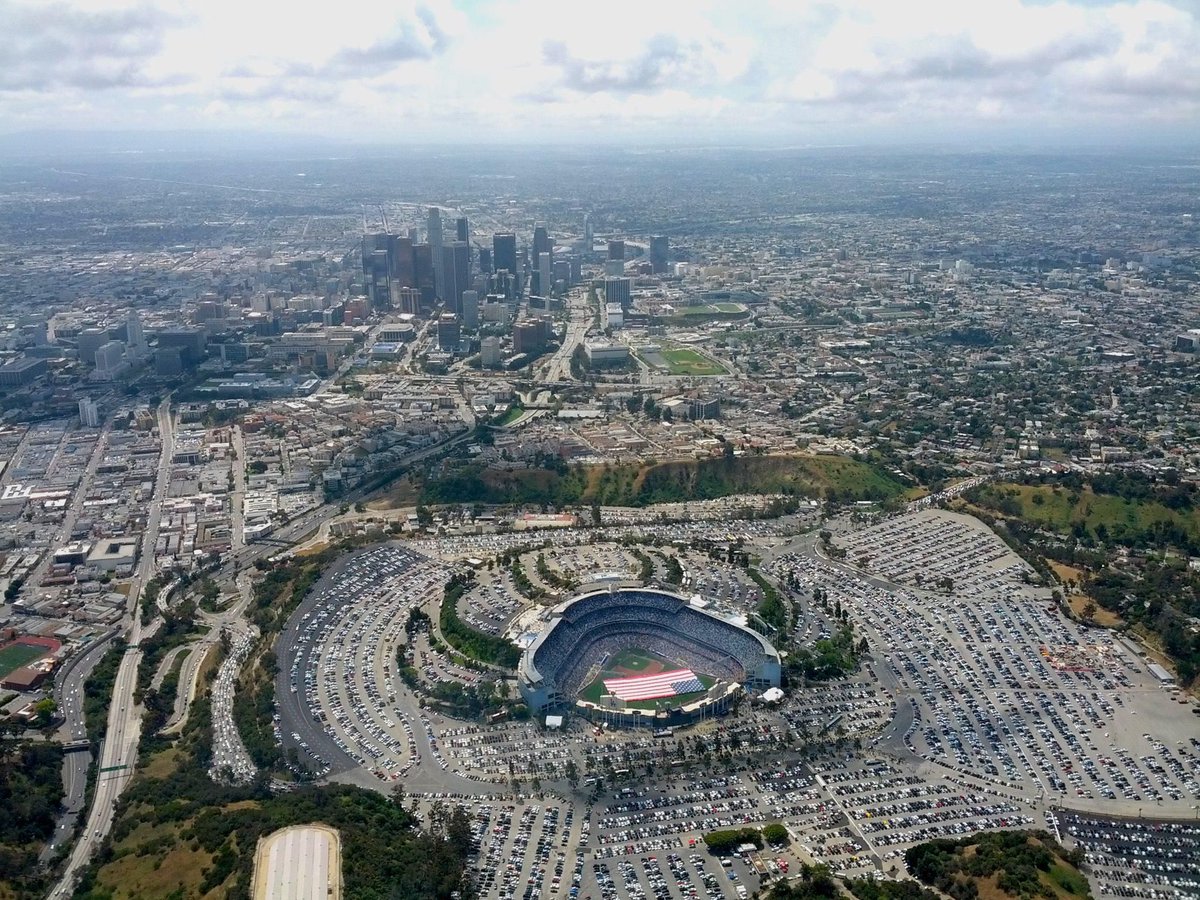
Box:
[1,0,1197,146]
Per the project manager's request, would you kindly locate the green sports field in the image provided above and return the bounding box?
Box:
[577,646,716,710]
[659,348,726,376]
[0,642,49,678]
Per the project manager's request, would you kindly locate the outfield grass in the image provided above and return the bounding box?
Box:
[659,348,726,376]
[607,647,659,672]
[577,646,716,710]
[0,642,48,677]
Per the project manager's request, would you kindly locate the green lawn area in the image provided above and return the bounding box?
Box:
[1046,863,1092,898]
[674,302,748,319]
[979,483,1200,543]
[659,348,726,376]
[0,642,49,677]
[495,405,525,426]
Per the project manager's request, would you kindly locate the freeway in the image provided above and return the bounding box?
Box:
[543,290,593,383]
[48,397,175,898]
[40,633,115,864]
[50,620,146,899]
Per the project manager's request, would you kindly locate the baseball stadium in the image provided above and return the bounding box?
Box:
[518,588,781,728]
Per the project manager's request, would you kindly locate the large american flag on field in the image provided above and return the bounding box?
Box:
[603,669,705,701]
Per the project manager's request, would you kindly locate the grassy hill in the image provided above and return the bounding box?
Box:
[905,830,1091,900]
[419,453,906,508]
[969,483,1200,549]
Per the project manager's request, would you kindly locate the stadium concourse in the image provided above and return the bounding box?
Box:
[518,587,781,727]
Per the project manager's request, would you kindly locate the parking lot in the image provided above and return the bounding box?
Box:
[265,512,1200,899]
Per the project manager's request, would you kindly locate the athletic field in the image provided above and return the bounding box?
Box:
[0,641,50,678]
[578,646,715,710]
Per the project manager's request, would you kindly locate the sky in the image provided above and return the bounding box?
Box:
[1,0,1198,147]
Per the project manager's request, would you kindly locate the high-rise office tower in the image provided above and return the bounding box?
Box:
[604,276,632,309]
[77,327,111,365]
[125,310,145,352]
[362,233,391,308]
[461,290,479,330]
[479,336,502,368]
[608,239,625,261]
[441,241,471,314]
[436,313,460,351]
[394,286,421,315]
[650,235,669,274]
[78,397,100,427]
[488,270,516,301]
[428,207,443,248]
[428,207,444,296]
[389,235,415,288]
[414,243,436,309]
[492,233,517,276]
[533,225,550,269]
[456,217,469,243]
[478,247,492,274]
[538,252,552,290]
[583,214,593,250]
[94,340,127,379]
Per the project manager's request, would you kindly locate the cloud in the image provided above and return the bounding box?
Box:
[0,0,1195,143]
[0,0,182,92]
[541,28,748,96]
[768,0,1199,122]
[284,4,450,79]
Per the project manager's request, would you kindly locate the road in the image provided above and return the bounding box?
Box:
[41,634,115,863]
[229,424,247,554]
[126,397,174,611]
[162,640,214,734]
[544,290,593,383]
[24,420,113,593]
[51,619,146,899]
[48,397,175,898]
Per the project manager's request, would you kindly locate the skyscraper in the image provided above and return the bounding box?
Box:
[389,235,415,288]
[480,336,502,368]
[533,225,550,269]
[78,397,100,427]
[428,207,444,297]
[461,290,479,330]
[125,310,145,352]
[456,217,469,243]
[493,233,517,276]
[94,340,128,380]
[604,276,632,309]
[478,247,492,274]
[650,235,669,274]
[414,243,436,309]
[441,241,471,314]
[608,239,625,261]
[436,313,460,351]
